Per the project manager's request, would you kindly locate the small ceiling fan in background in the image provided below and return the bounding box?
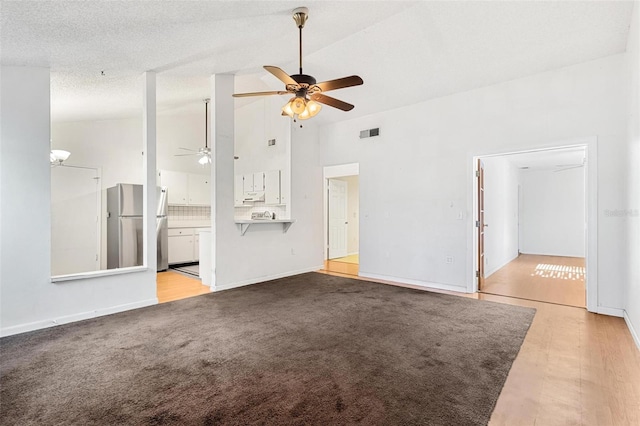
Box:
[232,7,363,120]
[175,98,211,165]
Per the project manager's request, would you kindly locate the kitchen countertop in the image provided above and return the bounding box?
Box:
[168,220,211,229]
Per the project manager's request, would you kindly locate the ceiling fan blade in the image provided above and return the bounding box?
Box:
[311,93,354,111]
[178,147,198,152]
[264,66,299,87]
[232,90,289,98]
[174,153,198,157]
[313,75,363,92]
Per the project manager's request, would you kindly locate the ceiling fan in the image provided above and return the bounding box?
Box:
[232,7,363,120]
[175,98,211,165]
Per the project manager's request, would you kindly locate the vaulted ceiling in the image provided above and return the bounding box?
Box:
[1,1,634,124]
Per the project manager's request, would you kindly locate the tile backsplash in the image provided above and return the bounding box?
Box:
[168,205,211,221]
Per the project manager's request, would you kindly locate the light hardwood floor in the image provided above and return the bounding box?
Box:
[322,259,359,276]
[317,269,640,425]
[156,271,210,303]
[482,254,586,307]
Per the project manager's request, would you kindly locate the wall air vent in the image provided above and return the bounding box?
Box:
[359,128,380,139]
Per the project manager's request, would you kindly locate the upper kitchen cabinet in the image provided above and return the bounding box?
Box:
[159,170,210,206]
[188,174,210,205]
[264,170,281,205]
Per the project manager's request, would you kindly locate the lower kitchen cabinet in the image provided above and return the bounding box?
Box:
[168,228,202,264]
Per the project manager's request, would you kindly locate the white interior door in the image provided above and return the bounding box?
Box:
[328,179,348,259]
[51,166,100,275]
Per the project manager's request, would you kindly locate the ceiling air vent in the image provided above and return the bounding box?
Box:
[359,128,380,139]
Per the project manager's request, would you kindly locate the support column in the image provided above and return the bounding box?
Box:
[209,74,235,289]
[142,72,157,272]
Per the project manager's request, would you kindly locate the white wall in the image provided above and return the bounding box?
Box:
[0,66,157,336]
[53,118,144,187]
[234,97,292,218]
[519,167,585,258]
[319,54,628,311]
[482,156,519,277]
[335,176,359,255]
[625,3,640,347]
[53,113,211,183]
[212,75,323,289]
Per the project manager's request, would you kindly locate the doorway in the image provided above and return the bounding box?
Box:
[51,165,101,276]
[473,143,595,309]
[322,164,360,277]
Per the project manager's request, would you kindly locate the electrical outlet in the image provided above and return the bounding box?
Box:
[291,248,295,255]
[445,256,454,264]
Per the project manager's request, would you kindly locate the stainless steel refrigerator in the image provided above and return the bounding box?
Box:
[107,184,168,271]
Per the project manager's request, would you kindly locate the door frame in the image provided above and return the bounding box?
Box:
[323,163,359,261]
[468,137,598,313]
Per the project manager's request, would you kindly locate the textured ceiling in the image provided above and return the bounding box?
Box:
[0,1,634,124]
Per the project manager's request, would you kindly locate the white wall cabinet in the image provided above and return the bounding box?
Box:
[234,170,282,206]
[264,170,281,205]
[159,170,188,205]
[234,175,244,207]
[168,228,203,264]
[188,174,210,205]
[253,172,265,192]
[159,170,210,205]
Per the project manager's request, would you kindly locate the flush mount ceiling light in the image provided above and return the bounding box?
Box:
[232,6,363,121]
[50,149,71,166]
[175,99,212,165]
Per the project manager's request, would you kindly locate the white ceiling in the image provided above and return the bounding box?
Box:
[1,1,634,124]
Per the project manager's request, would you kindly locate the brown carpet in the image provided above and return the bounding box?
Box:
[0,273,535,425]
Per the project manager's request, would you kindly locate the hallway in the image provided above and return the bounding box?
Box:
[481,254,585,307]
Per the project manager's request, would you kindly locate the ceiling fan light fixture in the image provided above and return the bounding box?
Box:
[198,154,211,165]
[291,96,306,114]
[298,100,322,120]
[282,99,295,117]
[50,149,71,165]
[231,6,362,121]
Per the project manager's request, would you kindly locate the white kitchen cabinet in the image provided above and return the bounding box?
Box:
[264,170,281,205]
[188,173,210,205]
[168,234,193,264]
[159,170,211,206]
[242,173,263,192]
[234,175,244,206]
[253,172,265,191]
[159,170,188,204]
[168,227,207,264]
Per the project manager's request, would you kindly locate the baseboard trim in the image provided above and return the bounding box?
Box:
[358,272,467,294]
[0,298,159,338]
[623,311,640,351]
[213,265,325,292]
[597,306,624,317]
[485,253,519,279]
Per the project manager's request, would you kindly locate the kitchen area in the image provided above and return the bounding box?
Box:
[158,169,211,276]
[50,107,215,302]
[50,92,291,303]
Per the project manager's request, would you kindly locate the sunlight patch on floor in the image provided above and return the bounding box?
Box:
[532,263,585,281]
